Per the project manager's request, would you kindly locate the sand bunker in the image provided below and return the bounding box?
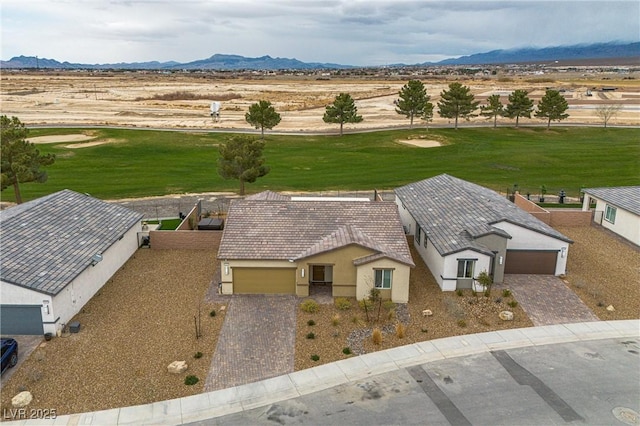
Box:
[28,134,95,144]
[397,139,442,148]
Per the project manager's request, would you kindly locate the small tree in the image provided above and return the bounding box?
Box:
[437,82,479,129]
[480,94,504,128]
[595,104,622,128]
[217,135,269,195]
[245,100,281,139]
[395,80,429,128]
[323,93,363,136]
[421,102,435,131]
[1,115,55,204]
[475,270,493,296]
[535,89,569,129]
[504,89,534,128]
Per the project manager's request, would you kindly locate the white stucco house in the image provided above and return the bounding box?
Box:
[217,191,415,303]
[0,190,143,335]
[582,186,640,246]
[395,174,573,291]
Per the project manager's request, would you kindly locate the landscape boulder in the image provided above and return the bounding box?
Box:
[422,309,433,317]
[12,391,33,408]
[167,361,188,374]
[499,311,514,321]
[606,305,615,312]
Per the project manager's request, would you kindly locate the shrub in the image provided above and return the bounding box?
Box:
[456,289,463,297]
[387,309,396,321]
[502,289,512,298]
[306,332,315,339]
[494,297,502,304]
[507,300,518,308]
[184,375,199,386]
[421,328,428,333]
[484,290,491,297]
[395,323,406,338]
[209,310,216,317]
[351,315,363,326]
[372,328,382,345]
[331,314,340,326]
[335,298,352,310]
[457,319,467,328]
[193,351,203,359]
[342,347,352,355]
[307,319,316,326]
[301,299,319,313]
[382,300,396,311]
[310,354,320,361]
[358,299,374,311]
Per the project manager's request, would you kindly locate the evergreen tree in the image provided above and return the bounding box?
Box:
[480,94,504,128]
[437,83,479,129]
[421,102,435,131]
[504,89,534,127]
[217,135,269,195]
[1,115,55,204]
[323,93,363,136]
[245,100,281,139]
[535,89,569,129]
[395,80,429,128]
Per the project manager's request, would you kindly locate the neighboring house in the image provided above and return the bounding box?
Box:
[0,190,143,335]
[217,193,415,302]
[395,174,573,291]
[582,186,640,246]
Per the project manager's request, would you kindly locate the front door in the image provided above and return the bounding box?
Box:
[311,265,333,284]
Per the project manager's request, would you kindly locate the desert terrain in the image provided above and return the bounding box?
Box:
[1,70,639,132]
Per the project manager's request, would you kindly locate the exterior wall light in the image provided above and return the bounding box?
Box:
[224,262,230,275]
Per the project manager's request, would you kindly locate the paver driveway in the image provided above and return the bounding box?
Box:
[501,274,599,326]
[204,295,298,392]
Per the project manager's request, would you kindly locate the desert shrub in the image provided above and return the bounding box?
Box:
[502,289,512,298]
[457,319,467,328]
[421,328,428,333]
[331,314,340,326]
[383,300,396,310]
[307,319,316,326]
[372,328,383,345]
[494,297,502,304]
[395,323,406,338]
[184,375,199,386]
[335,298,352,310]
[209,310,216,317]
[387,309,396,321]
[358,299,373,311]
[306,332,315,339]
[301,299,319,313]
[342,347,352,355]
[310,354,320,361]
[456,289,463,297]
[507,300,518,308]
[193,351,203,359]
[351,315,364,326]
[484,290,491,297]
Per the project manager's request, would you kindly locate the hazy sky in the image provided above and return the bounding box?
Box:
[2,0,638,66]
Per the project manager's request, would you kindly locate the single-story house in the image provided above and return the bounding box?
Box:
[582,186,640,246]
[0,190,143,335]
[217,192,415,302]
[395,174,573,291]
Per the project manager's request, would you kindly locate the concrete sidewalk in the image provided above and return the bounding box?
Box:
[5,320,638,425]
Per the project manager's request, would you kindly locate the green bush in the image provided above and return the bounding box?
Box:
[382,300,396,310]
[358,299,373,310]
[301,299,319,313]
[184,375,199,386]
[193,351,203,359]
[310,354,320,361]
[334,298,352,310]
[507,300,518,308]
[306,332,315,339]
[457,319,467,328]
[307,319,316,326]
[342,347,352,355]
[456,289,463,297]
[502,289,512,298]
[209,310,216,317]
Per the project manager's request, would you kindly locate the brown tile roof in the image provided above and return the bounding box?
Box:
[244,190,291,201]
[218,199,414,267]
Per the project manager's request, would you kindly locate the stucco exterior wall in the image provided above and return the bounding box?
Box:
[355,258,411,303]
[442,249,492,292]
[301,245,375,288]
[395,197,414,235]
[474,234,508,283]
[0,281,52,330]
[584,196,639,245]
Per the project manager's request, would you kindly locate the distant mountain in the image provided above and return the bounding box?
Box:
[434,42,639,65]
[2,42,638,70]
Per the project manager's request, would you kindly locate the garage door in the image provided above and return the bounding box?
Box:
[233,268,296,294]
[504,250,557,275]
[0,305,44,335]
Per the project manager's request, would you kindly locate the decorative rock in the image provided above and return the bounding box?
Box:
[499,311,514,321]
[12,391,33,408]
[422,309,433,317]
[606,305,615,312]
[167,361,188,374]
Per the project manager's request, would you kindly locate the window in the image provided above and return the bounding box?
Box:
[415,225,422,245]
[457,259,475,279]
[375,269,392,289]
[605,205,617,224]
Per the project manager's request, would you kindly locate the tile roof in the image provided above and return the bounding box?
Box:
[583,186,640,216]
[395,174,572,256]
[245,190,291,201]
[218,199,414,267]
[0,189,143,296]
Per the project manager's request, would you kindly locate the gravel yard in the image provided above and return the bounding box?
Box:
[0,248,225,417]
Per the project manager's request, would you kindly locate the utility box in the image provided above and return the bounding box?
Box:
[69,321,81,333]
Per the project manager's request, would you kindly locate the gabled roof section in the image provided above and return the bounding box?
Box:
[583,186,640,216]
[0,189,143,296]
[245,190,291,201]
[218,198,414,267]
[395,174,572,256]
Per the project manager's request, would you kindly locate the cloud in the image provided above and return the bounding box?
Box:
[1,0,638,65]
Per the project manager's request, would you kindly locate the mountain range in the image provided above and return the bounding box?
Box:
[2,42,637,70]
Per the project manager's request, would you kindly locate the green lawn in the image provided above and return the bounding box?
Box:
[6,127,639,202]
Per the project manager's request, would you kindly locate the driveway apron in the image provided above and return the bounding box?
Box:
[501,274,599,326]
[204,294,297,392]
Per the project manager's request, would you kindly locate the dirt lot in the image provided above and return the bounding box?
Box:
[1,71,639,132]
